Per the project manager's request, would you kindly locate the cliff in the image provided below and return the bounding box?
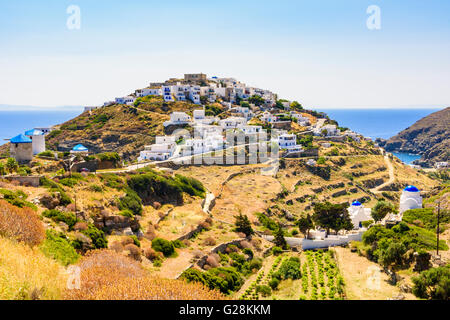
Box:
[383,107,449,167]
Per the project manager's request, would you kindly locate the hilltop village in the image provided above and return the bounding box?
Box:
[0,74,448,301]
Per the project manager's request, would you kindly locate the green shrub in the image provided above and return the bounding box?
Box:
[118,188,143,215]
[278,257,301,280]
[257,213,278,231]
[152,238,175,257]
[268,278,280,290]
[42,209,78,229]
[171,239,185,249]
[81,224,107,249]
[39,177,72,206]
[40,230,79,266]
[403,208,450,231]
[272,246,283,255]
[129,235,140,247]
[256,285,272,297]
[0,189,37,210]
[118,209,134,218]
[37,151,54,158]
[412,265,450,300]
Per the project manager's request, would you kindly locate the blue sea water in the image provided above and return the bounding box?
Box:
[0,108,82,142]
[314,108,442,164]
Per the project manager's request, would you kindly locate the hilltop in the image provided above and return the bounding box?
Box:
[382,107,449,167]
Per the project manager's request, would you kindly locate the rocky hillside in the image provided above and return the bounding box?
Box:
[383,107,449,167]
[0,96,225,160]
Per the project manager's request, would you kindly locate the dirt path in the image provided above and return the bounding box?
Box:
[370,152,395,194]
[153,249,193,279]
[333,247,416,300]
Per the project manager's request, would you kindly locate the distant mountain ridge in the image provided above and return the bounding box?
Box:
[383,107,449,167]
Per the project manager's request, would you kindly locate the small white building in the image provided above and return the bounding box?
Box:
[435,162,449,169]
[162,86,174,102]
[138,136,176,162]
[219,117,247,129]
[136,88,162,97]
[290,112,310,125]
[115,96,136,105]
[314,124,339,137]
[194,124,223,139]
[25,129,46,155]
[261,111,278,123]
[163,112,192,127]
[240,125,262,135]
[306,159,317,166]
[276,133,303,154]
[348,201,373,229]
[399,185,423,214]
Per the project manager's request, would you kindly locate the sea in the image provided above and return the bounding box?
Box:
[0,106,441,164]
[0,107,83,142]
[314,108,441,164]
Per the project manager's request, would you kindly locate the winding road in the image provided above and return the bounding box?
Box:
[370,150,395,194]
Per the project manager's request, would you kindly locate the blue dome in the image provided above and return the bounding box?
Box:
[10,134,32,143]
[352,201,362,206]
[72,144,88,152]
[404,185,419,192]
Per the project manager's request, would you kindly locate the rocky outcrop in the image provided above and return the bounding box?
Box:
[384,107,449,167]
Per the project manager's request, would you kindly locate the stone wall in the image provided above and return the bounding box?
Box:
[3,175,42,187]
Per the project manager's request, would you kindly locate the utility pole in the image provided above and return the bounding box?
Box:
[436,201,441,257]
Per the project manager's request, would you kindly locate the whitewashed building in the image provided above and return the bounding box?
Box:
[347,201,373,229]
[138,136,176,162]
[219,117,247,129]
[399,185,423,214]
[115,96,136,105]
[136,88,162,97]
[261,111,278,123]
[163,112,192,127]
[25,129,46,155]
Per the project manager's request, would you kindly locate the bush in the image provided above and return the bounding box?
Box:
[272,246,283,255]
[412,265,450,300]
[278,257,301,280]
[42,209,78,229]
[118,188,143,215]
[268,278,280,290]
[0,199,45,246]
[39,177,72,206]
[0,188,37,210]
[129,235,141,247]
[152,238,175,257]
[40,230,80,266]
[37,151,54,158]
[181,266,243,294]
[256,285,272,297]
[81,225,108,249]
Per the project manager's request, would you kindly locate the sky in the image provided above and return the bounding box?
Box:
[0,0,449,109]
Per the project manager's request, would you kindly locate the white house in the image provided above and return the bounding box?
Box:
[233,106,253,119]
[399,185,423,214]
[435,162,449,169]
[290,112,310,125]
[314,124,339,137]
[138,136,176,162]
[219,117,247,129]
[261,111,278,123]
[136,88,162,97]
[240,125,262,135]
[275,133,303,154]
[115,96,136,105]
[194,124,223,139]
[162,86,174,102]
[193,109,217,125]
[163,112,192,127]
[347,201,373,229]
[25,129,46,155]
[189,86,201,104]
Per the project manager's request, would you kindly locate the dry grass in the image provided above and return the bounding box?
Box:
[64,249,224,300]
[0,200,45,246]
[0,237,67,300]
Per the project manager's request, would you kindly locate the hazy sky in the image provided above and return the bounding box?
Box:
[1,0,449,109]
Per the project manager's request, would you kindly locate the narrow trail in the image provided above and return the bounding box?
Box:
[370,151,395,194]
